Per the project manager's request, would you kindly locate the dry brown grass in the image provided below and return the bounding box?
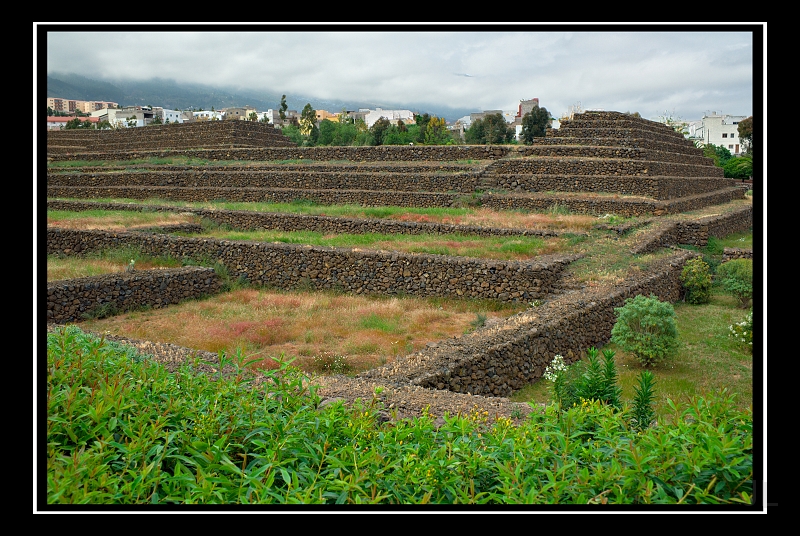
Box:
[76,287,525,376]
[385,208,597,234]
[46,210,199,232]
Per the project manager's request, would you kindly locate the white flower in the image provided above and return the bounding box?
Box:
[544,354,567,382]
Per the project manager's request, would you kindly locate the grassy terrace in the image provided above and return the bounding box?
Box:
[46,197,754,419]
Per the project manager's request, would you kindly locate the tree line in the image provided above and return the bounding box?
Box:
[279,103,553,147]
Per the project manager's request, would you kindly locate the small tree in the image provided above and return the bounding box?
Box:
[299,103,317,137]
[610,294,678,367]
[414,113,431,143]
[248,111,258,122]
[464,118,485,144]
[281,123,303,146]
[424,116,451,145]
[715,259,753,309]
[703,143,733,168]
[64,117,83,129]
[64,117,93,130]
[279,95,288,122]
[738,116,753,156]
[369,117,392,146]
[482,113,513,144]
[466,113,513,144]
[680,257,712,304]
[521,106,552,144]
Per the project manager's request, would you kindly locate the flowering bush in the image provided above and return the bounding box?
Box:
[729,310,753,352]
[543,348,622,411]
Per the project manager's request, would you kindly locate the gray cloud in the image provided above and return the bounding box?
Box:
[43,25,759,121]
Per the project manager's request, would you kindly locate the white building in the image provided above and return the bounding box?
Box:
[692,112,749,155]
[156,108,185,124]
[363,108,415,128]
[91,107,150,128]
[193,110,224,121]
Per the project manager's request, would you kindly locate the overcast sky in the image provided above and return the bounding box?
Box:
[40,23,762,122]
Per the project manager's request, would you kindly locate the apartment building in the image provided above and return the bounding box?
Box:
[223,106,258,120]
[154,108,186,124]
[316,109,339,122]
[193,110,224,121]
[691,112,749,155]
[47,97,118,113]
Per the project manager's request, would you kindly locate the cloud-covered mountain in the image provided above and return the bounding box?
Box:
[45,73,475,123]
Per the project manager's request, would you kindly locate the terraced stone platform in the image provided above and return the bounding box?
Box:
[44,110,754,423]
[47,110,744,218]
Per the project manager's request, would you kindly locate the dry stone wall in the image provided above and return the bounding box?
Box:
[723,247,754,262]
[47,227,578,303]
[517,145,714,166]
[46,200,560,239]
[47,144,514,162]
[47,266,221,324]
[351,249,698,397]
[628,204,753,254]
[490,158,723,178]
[489,174,734,200]
[47,184,745,218]
[47,169,484,193]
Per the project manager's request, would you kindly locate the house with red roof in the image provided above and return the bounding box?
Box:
[47,116,100,131]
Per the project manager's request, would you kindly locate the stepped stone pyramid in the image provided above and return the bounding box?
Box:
[482,110,735,202]
[46,119,297,155]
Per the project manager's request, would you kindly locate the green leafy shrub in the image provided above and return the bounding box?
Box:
[680,257,712,304]
[629,371,657,432]
[723,155,753,179]
[728,309,753,352]
[610,294,678,367]
[543,347,622,411]
[715,259,753,309]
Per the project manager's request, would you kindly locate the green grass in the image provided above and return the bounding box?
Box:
[359,313,404,334]
[510,288,755,422]
[191,228,552,261]
[49,197,480,221]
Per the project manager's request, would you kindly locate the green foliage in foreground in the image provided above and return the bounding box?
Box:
[45,326,753,506]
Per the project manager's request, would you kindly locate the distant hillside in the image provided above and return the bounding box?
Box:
[45,73,473,123]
